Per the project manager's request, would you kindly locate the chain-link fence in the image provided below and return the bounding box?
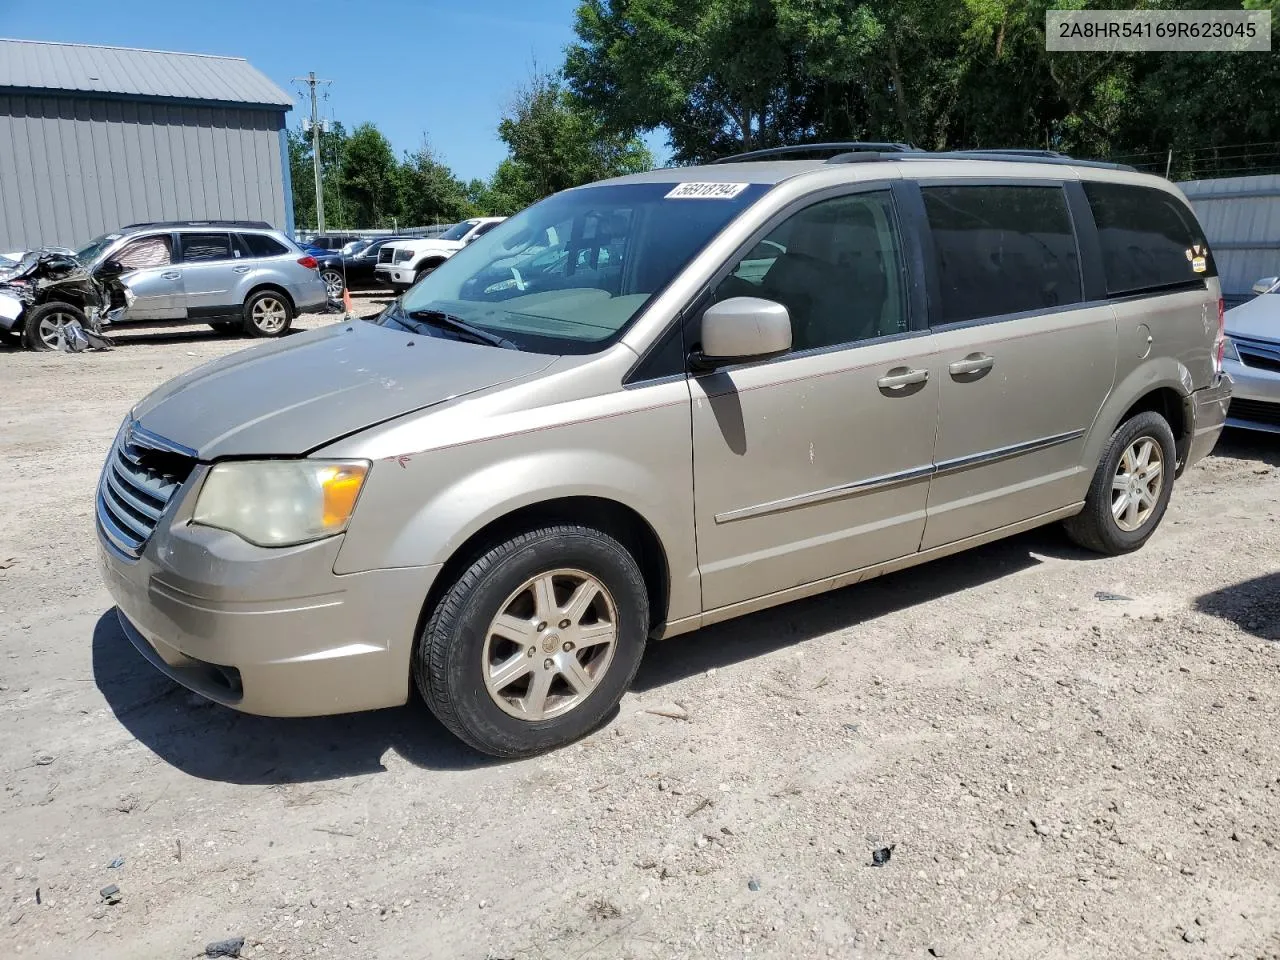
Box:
[1110,142,1280,181]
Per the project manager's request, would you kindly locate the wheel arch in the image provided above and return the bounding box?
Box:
[419,496,671,639]
[1084,358,1194,474]
[244,283,296,314]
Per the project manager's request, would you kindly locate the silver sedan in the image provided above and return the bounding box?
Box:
[1223,277,1280,433]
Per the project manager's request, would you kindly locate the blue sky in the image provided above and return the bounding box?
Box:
[0,0,667,182]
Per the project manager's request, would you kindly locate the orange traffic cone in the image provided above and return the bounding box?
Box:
[342,286,354,317]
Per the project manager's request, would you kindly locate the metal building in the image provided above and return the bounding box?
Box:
[1179,174,1280,307]
[0,39,293,253]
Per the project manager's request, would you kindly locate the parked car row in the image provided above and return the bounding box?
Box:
[2,220,328,350]
[374,218,506,291]
[1223,275,1280,433]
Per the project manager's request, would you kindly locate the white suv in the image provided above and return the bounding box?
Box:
[374,217,506,290]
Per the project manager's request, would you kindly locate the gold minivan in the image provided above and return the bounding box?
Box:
[97,146,1232,757]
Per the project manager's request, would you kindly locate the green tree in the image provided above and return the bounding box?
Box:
[493,72,652,209]
[340,123,401,228]
[287,121,348,230]
[397,142,477,225]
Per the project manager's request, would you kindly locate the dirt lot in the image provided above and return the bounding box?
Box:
[2,295,1279,959]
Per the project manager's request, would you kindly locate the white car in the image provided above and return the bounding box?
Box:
[374,217,506,290]
[1222,276,1280,433]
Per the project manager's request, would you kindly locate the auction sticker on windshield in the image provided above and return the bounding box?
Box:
[666,182,750,199]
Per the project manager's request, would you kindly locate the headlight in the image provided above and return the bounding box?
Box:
[1222,336,1241,363]
[192,460,370,547]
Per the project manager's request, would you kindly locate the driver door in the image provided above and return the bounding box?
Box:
[115,234,183,320]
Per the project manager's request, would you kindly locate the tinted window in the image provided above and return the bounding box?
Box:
[183,233,234,263]
[472,221,501,238]
[439,221,479,242]
[115,235,172,269]
[1084,182,1215,295]
[716,190,908,351]
[923,185,1081,324]
[239,233,289,258]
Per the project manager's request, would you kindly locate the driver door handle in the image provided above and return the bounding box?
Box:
[877,367,929,390]
[233,266,251,274]
[949,353,995,377]
[161,271,180,281]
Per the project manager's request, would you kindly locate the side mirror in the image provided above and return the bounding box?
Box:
[1252,276,1279,295]
[692,297,792,370]
[95,258,125,279]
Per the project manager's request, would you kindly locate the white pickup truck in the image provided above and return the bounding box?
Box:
[374,217,506,291]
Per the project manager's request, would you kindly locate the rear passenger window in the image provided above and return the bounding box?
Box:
[923,185,1082,324]
[239,233,289,258]
[1084,182,1215,295]
[182,233,234,263]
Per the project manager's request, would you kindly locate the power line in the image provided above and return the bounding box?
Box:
[291,71,333,233]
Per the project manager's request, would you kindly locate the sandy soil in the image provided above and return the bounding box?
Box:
[1,295,1278,959]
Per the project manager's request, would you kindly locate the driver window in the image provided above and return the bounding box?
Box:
[115,235,172,270]
[716,191,907,352]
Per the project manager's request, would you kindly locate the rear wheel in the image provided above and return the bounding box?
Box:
[1064,411,1176,554]
[320,269,345,300]
[414,261,443,284]
[242,290,293,338]
[415,525,649,758]
[23,302,86,351]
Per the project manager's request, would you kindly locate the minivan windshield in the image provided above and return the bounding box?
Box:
[389,182,770,354]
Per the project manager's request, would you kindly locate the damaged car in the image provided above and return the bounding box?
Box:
[0,249,131,351]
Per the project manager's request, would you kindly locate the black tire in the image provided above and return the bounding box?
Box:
[416,525,649,758]
[414,261,442,284]
[1064,410,1177,555]
[208,320,241,336]
[22,301,86,351]
[242,290,293,338]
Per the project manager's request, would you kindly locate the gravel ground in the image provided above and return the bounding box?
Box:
[1,295,1279,959]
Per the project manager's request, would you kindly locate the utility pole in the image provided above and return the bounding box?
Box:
[292,71,332,233]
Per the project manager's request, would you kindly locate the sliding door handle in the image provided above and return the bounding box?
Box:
[948,353,995,377]
[877,367,929,390]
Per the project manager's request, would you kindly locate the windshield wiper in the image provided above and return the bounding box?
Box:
[404,308,519,349]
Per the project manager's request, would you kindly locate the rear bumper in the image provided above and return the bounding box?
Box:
[1183,372,1232,469]
[290,275,329,313]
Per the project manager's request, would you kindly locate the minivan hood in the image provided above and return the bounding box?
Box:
[1226,294,1280,343]
[131,321,555,459]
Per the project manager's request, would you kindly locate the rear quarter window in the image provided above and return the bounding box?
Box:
[239,233,289,258]
[1083,182,1215,296]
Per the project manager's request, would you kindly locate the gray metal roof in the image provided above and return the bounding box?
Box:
[0,39,292,109]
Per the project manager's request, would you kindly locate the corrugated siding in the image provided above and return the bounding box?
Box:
[0,94,286,252]
[1179,174,1280,304]
[0,39,292,107]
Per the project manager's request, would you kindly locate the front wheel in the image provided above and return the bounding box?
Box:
[23,302,86,351]
[1064,410,1176,555]
[243,290,293,338]
[415,525,649,758]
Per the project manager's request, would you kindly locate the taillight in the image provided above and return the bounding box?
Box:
[1213,297,1226,372]
[297,255,318,270]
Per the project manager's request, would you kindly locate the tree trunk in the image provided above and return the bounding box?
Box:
[886,38,915,145]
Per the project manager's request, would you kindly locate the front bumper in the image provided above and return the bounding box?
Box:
[96,482,439,717]
[1222,356,1280,433]
[1182,372,1233,470]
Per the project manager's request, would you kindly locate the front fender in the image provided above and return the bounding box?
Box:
[1081,355,1194,470]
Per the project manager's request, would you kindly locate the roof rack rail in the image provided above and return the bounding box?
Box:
[123,219,275,230]
[711,142,918,164]
[908,151,1137,172]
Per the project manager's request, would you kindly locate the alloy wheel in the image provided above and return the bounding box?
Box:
[481,568,618,721]
[1111,437,1164,532]
[321,270,344,299]
[251,297,288,334]
[37,310,77,350]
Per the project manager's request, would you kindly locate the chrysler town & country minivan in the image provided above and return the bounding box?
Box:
[97,145,1232,757]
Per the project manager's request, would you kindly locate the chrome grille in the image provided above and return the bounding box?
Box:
[97,422,196,559]
[378,247,395,264]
